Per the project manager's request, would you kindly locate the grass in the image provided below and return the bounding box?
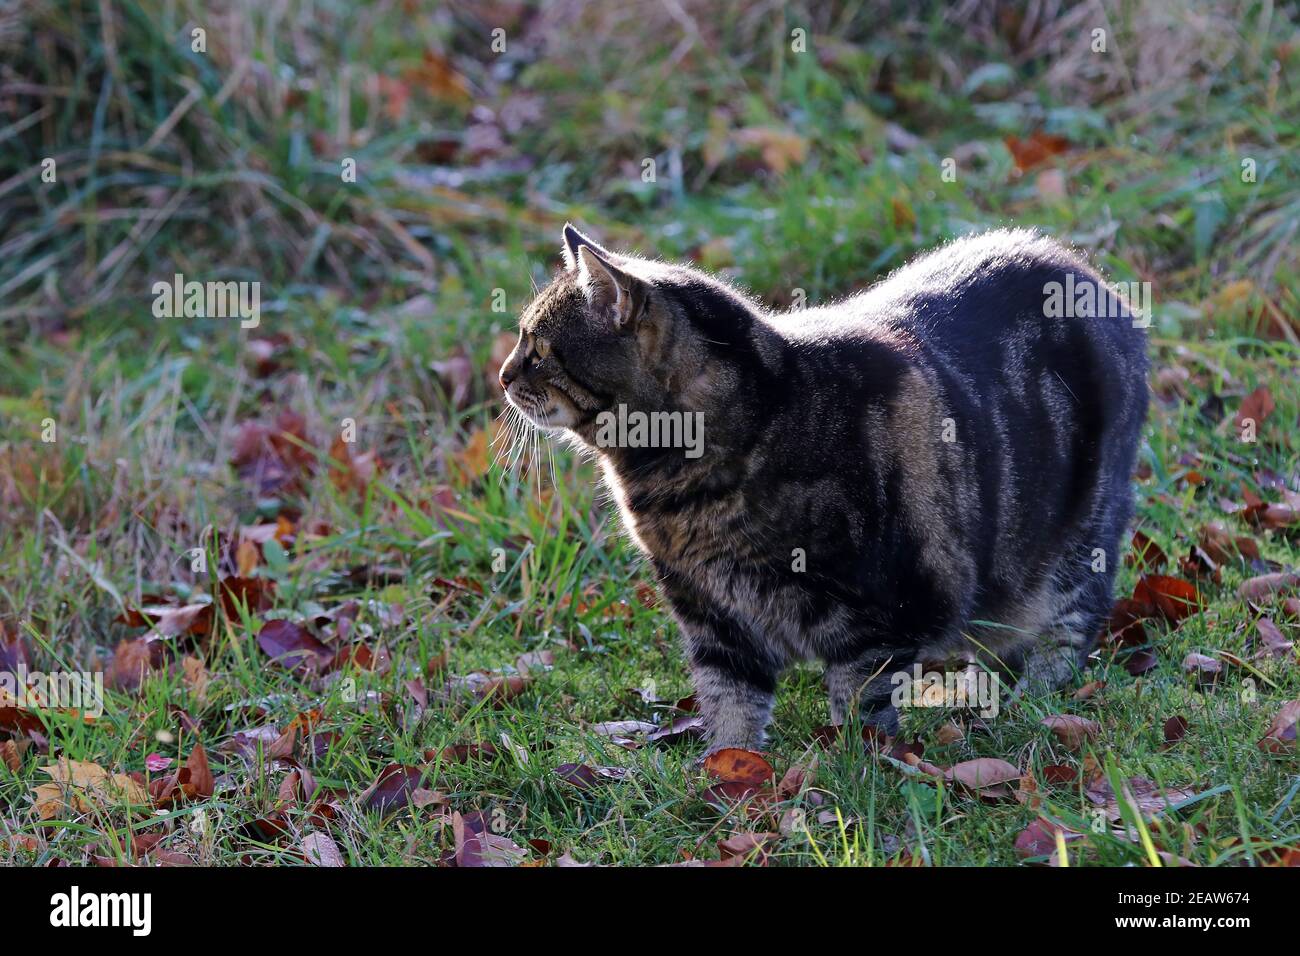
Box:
[1,0,1298,866]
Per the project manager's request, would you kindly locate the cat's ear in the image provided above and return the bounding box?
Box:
[561,222,614,272]
[577,244,645,331]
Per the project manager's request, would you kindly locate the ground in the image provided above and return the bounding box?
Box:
[1,1,1298,866]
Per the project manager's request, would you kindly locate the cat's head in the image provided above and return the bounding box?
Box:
[500,224,732,441]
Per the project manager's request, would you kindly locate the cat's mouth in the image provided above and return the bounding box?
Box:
[504,384,578,432]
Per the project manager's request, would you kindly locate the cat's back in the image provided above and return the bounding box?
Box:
[781,229,1145,369]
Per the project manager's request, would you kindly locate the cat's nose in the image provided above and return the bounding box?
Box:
[499,362,517,390]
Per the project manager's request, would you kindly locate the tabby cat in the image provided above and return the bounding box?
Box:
[500,224,1148,751]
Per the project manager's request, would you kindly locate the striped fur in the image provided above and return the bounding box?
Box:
[501,224,1149,751]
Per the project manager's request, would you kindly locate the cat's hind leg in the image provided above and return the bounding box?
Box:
[1012,572,1110,697]
[825,650,916,737]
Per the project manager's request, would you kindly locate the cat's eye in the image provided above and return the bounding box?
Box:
[535,338,551,360]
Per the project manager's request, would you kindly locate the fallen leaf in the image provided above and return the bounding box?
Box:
[1014,816,1084,863]
[1182,652,1222,685]
[1123,648,1159,676]
[1239,571,1300,602]
[1233,385,1275,432]
[1035,167,1067,200]
[731,125,809,174]
[703,748,775,786]
[717,832,781,865]
[1133,575,1202,625]
[1041,714,1100,750]
[1127,531,1168,570]
[33,759,149,819]
[1084,774,1196,821]
[105,638,163,692]
[452,810,527,867]
[1004,131,1070,172]
[1253,618,1294,660]
[1162,716,1189,749]
[361,764,430,814]
[257,619,331,673]
[947,758,1021,793]
[553,763,628,790]
[301,832,345,867]
[1258,700,1300,754]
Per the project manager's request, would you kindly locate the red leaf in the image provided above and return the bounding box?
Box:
[1133,575,1202,625]
[1127,531,1167,571]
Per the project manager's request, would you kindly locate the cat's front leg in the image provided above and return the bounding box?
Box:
[678,619,783,754]
[691,658,779,753]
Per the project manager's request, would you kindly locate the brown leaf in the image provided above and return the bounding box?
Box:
[1107,598,1151,647]
[236,539,259,577]
[1123,648,1159,676]
[34,759,149,819]
[1072,680,1106,701]
[646,715,706,745]
[1198,524,1257,566]
[218,576,276,619]
[1238,571,1300,602]
[431,348,475,409]
[1128,531,1167,571]
[1042,764,1078,785]
[452,810,527,867]
[1014,817,1084,863]
[1182,652,1222,685]
[301,832,345,867]
[935,721,965,744]
[436,742,498,764]
[1041,714,1100,750]
[257,619,331,673]
[329,435,382,496]
[731,126,809,174]
[1259,700,1300,754]
[105,638,163,692]
[361,764,430,814]
[703,748,775,786]
[1,739,26,772]
[1084,774,1196,821]
[151,744,214,806]
[0,624,31,672]
[554,763,628,790]
[1004,132,1070,172]
[1162,715,1189,749]
[1253,618,1294,660]
[947,758,1021,792]
[1233,385,1275,432]
[717,832,781,865]
[403,50,471,104]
